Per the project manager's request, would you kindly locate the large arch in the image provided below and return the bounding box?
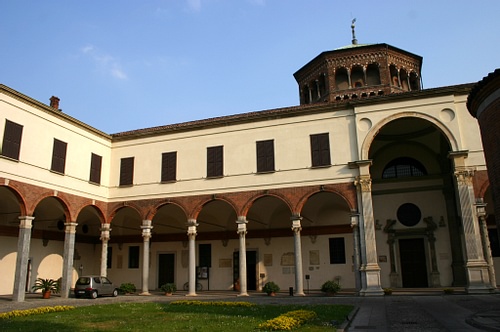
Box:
[366,115,467,289]
[361,112,459,161]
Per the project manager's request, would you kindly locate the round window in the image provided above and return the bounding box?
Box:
[397,203,421,227]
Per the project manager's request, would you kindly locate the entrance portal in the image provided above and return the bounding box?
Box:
[233,250,257,291]
[158,253,175,288]
[399,238,428,287]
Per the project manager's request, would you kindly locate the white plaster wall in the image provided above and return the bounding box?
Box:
[373,189,453,287]
[0,92,112,201]
[108,110,357,201]
[0,236,18,295]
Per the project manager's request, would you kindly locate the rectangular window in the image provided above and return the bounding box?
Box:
[256,140,275,173]
[51,138,67,174]
[1,120,23,160]
[128,246,140,269]
[207,146,223,178]
[161,151,177,182]
[310,133,331,167]
[107,246,113,269]
[329,237,346,264]
[199,243,212,268]
[119,157,134,186]
[89,153,102,184]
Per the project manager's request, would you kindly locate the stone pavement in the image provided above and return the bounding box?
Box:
[0,290,499,331]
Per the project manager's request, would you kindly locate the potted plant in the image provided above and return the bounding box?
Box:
[262,281,280,296]
[320,280,341,296]
[383,288,393,295]
[32,278,60,299]
[160,283,177,295]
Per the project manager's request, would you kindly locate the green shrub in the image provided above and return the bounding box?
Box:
[160,283,177,293]
[262,281,280,295]
[118,282,137,294]
[320,280,341,294]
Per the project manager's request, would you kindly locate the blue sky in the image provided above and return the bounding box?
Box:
[1,1,499,134]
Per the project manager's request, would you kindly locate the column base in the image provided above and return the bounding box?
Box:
[185,293,198,297]
[465,260,493,293]
[139,292,152,296]
[294,292,306,297]
[237,292,249,297]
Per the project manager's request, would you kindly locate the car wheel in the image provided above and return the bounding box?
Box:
[112,289,118,297]
[90,290,98,299]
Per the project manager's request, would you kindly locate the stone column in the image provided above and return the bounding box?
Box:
[449,152,491,293]
[350,213,362,292]
[186,219,198,296]
[351,160,383,296]
[13,216,34,302]
[476,200,497,290]
[291,215,305,296]
[140,220,153,295]
[61,222,78,299]
[99,223,111,277]
[236,216,249,296]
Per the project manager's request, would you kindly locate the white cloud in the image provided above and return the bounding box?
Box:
[187,0,201,12]
[80,44,128,80]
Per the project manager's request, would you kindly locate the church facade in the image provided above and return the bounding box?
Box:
[0,39,498,301]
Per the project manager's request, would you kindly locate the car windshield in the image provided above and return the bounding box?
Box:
[76,277,90,285]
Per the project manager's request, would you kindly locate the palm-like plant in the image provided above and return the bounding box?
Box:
[32,278,60,298]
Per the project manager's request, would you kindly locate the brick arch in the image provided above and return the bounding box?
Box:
[296,185,356,214]
[240,192,293,217]
[32,194,72,222]
[108,203,143,221]
[146,200,188,221]
[361,112,459,161]
[0,184,27,216]
[191,196,238,220]
[76,204,106,224]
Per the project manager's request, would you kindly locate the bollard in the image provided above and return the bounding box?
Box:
[289,287,293,296]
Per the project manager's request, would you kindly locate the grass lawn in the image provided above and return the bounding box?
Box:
[0,301,353,331]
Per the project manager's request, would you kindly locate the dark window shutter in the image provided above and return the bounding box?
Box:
[257,140,275,173]
[161,151,177,182]
[51,139,67,173]
[119,157,134,186]
[310,133,331,167]
[89,153,102,184]
[2,120,23,160]
[207,146,223,178]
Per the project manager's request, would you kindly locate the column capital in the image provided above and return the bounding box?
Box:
[64,222,78,234]
[187,219,198,236]
[236,216,248,224]
[18,216,34,229]
[237,221,247,235]
[354,175,372,192]
[100,223,111,241]
[454,167,475,186]
[141,220,153,239]
[350,213,360,228]
[291,216,302,232]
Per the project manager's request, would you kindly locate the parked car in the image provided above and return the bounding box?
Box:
[74,275,118,299]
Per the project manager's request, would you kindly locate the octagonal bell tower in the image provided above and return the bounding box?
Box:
[293,21,423,105]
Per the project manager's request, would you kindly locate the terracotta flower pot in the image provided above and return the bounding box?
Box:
[42,291,51,299]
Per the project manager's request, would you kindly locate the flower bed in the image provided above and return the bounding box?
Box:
[258,309,317,330]
[170,300,256,307]
[0,306,75,319]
